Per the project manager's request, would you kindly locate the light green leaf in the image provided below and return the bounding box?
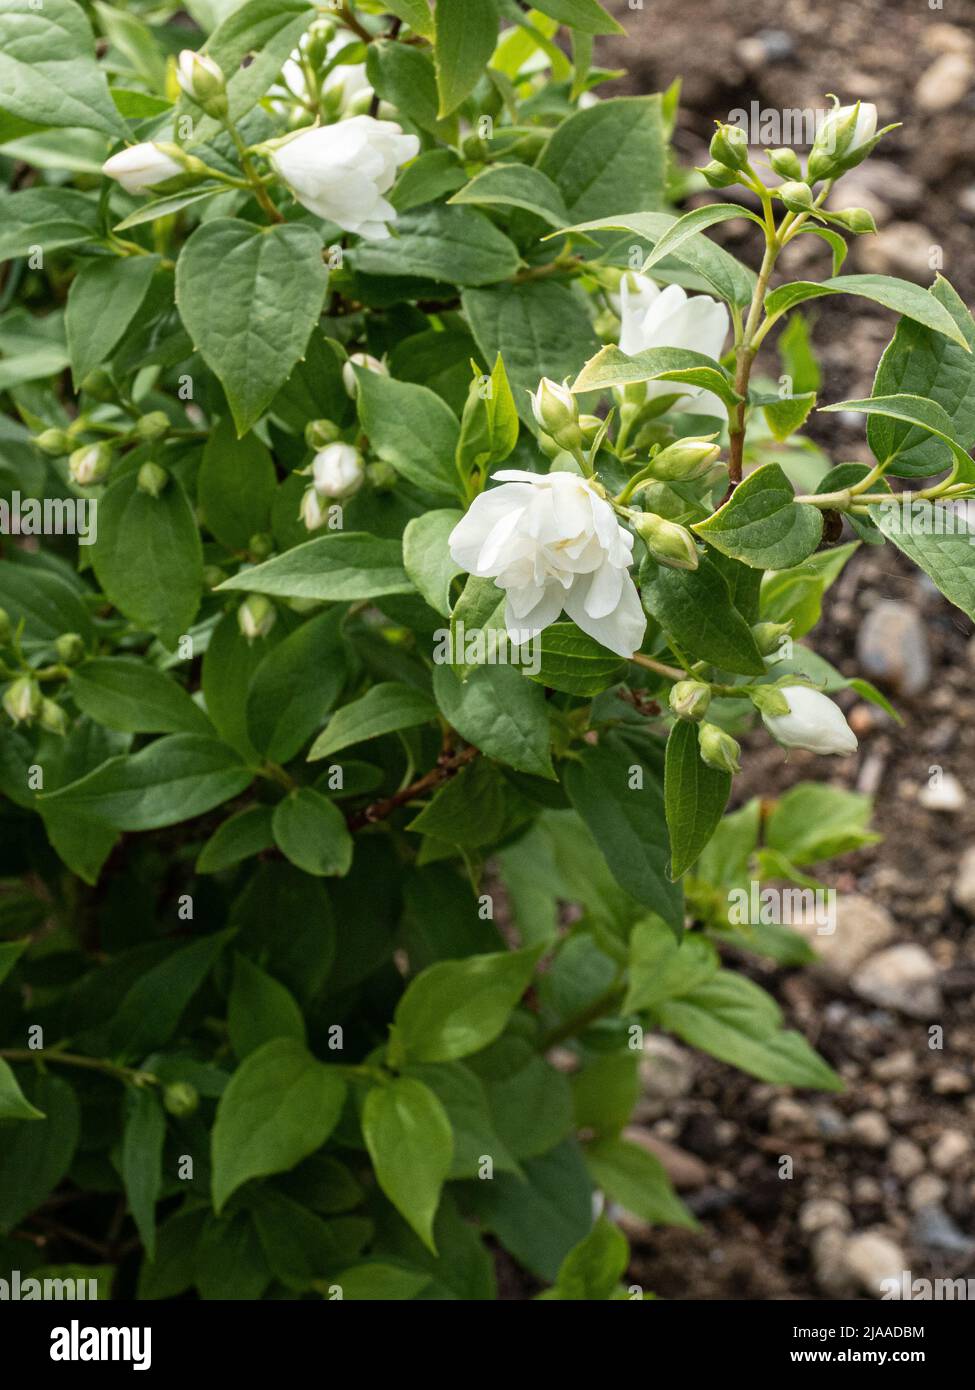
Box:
[394,945,543,1064]
[639,202,762,273]
[571,343,738,410]
[362,1078,453,1252]
[0,1058,44,1120]
[664,720,732,879]
[764,274,971,349]
[537,96,666,222]
[355,369,461,500]
[871,498,975,621]
[272,788,353,877]
[113,186,227,232]
[308,682,436,762]
[0,186,101,263]
[585,1135,697,1228]
[218,533,413,602]
[548,1217,629,1300]
[381,0,434,38]
[402,510,464,616]
[531,0,623,34]
[692,462,824,569]
[450,163,572,228]
[821,393,975,477]
[228,952,306,1059]
[65,255,160,387]
[0,0,128,138]
[434,0,499,117]
[526,621,626,696]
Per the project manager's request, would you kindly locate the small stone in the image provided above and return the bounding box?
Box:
[930,1129,971,1173]
[918,773,965,813]
[890,1138,926,1180]
[622,1126,709,1190]
[952,846,975,916]
[849,1110,891,1149]
[912,1205,975,1256]
[735,28,794,69]
[812,1227,855,1297]
[871,1050,916,1081]
[915,51,974,112]
[907,1173,948,1211]
[851,944,942,1019]
[635,1036,694,1120]
[855,600,931,696]
[960,185,975,219]
[768,1097,817,1138]
[932,1067,971,1096]
[857,224,942,284]
[799,1198,852,1236]
[852,1176,883,1204]
[842,1231,907,1298]
[814,1104,848,1140]
[793,895,895,984]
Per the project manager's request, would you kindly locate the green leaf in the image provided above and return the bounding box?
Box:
[120,1088,165,1259]
[39,734,253,830]
[393,945,543,1063]
[537,96,666,222]
[584,1136,697,1228]
[112,187,227,232]
[571,343,737,411]
[218,533,413,602]
[0,0,128,138]
[332,1263,432,1301]
[531,0,623,34]
[764,274,971,350]
[402,510,464,616]
[664,720,732,880]
[351,205,519,287]
[175,218,329,436]
[526,621,625,696]
[404,1061,519,1179]
[69,658,213,736]
[362,1077,453,1252]
[65,255,160,387]
[366,39,451,139]
[871,499,975,621]
[211,1038,347,1213]
[202,607,283,762]
[456,352,520,487]
[0,186,101,263]
[0,937,28,986]
[463,280,601,426]
[246,608,347,762]
[433,663,554,778]
[355,369,461,500]
[434,0,498,117]
[762,390,817,442]
[562,736,683,934]
[0,560,94,649]
[654,970,843,1089]
[623,917,718,1013]
[640,554,766,674]
[640,203,762,274]
[308,682,436,761]
[0,1058,44,1120]
[247,1189,370,1290]
[109,929,234,1058]
[90,470,202,650]
[272,788,353,877]
[866,276,975,476]
[196,804,275,874]
[765,784,877,865]
[571,1051,640,1136]
[692,462,823,569]
[408,757,506,848]
[228,952,306,1059]
[820,394,975,477]
[0,1074,79,1233]
[391,148,468,213]
[549,1217,629,1300]
[450,163,571,228]
[198,417,277,550]
[380,0,434,38]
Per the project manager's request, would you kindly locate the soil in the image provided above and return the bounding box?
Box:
[588,0,975,1300]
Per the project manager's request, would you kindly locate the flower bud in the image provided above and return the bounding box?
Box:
[248,532,274,560]
[203,564,227,590]
[669,679,711,722]
[39,698,68,736]
[530,378,583,451]
[778,180,815,213]
[304,418,341,450]
[137,461,169,497]
[176,50,228,118]
[578,414,603,444]
[828,206,877,235]
[648,436,721,482]
[366,460,397,493]
[79,368,115,401]
[299,486,329,532]
[134,411,170,443]
[69,442,112,487]
[34,428,71,457]
[163,1081,199,1118]
[634,511,699,571]
[698,160,739,189]
[3,676,42,725]
[767,147,802,180]
[55,632,85,665]
[342,352,388,398]
[312,442,365,499]
[305,18,337,69]
[709,123,750,171]
[0,608,11,646]
[807,100,881,183]
[102,142,185,197]
[238,594,276,643]
[750,621,793,656]
[761,684,858,756]
[698,721,741,775]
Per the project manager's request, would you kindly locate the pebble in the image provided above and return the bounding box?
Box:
[858,223,941,284]
[855,600,932,695]
[768,1097,817,1139]
[890,1138,926,1180]
[918,773,965,813]
[622,1126,710,1191]
[952,846,975,916]
[907,1173,948,1211]
[635,1036,694,1120]
[851,944,943,1019]
[794,895,895,983]
[812,1227,856,1298]
[736,29,795,68]
[912,1205,975,1256]
[799,1198,852,1235]
[871,1050,916,1082]
[842,1231,907,1298]
[930,1129,971,1172]
[932,1067,971,1096]
[849,1110,891,1149]
[915,51,974,112]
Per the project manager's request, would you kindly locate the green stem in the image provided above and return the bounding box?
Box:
[0,1048,157,1086]
[727,197,779,486]
[541,981,626,1049]
[224,122,283,223]
[629,651,684,681]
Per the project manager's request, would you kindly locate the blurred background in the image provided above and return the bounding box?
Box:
[578,0,975,1299]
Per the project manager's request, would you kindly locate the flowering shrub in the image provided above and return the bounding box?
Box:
[0,0,972,1302]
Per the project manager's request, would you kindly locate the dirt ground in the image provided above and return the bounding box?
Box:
[591,0,975,1300]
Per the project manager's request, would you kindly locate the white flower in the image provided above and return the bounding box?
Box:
[311,442,364,498]
[822,101,877,157]
[299,485,329,531]
[762,685,858,756]
[279,36,371,112]
[102,143,184,196]
[616,273,730,417]
[529,378,579,445]
[176,50,225,106]
[270,117,419,239]
[342,351,388,397]
[448,470,646,659]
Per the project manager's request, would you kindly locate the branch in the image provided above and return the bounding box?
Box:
[347,745,479,831]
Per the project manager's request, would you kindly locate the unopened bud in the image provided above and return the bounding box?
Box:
[299,486,329,532]
[578,414,602,445]
[305,18,337,69]
[698,721,741,775]
[69,442,112,486]
[709,123,750,171]
[751,620,793,656]
[778,180,815,213]
[55,632,85,665]
[304,418,341,450]
[79,368,115,402]
[635,511,699,571]
[767,147,803,181]
[34,428,71,457]
[342,352,388,398]
[530,378,583,451]
[828,206,877,235]
[176,50,228,118]
[366,460,397,492]
[3,676,42,725]
[137,461,169,497]
[39,698,68,736]
[203,564,227,589]
[312,442,364,499]
[163,1081,199,1117]
[698,160,739,189]
[134,411,170,443]
[248,532,274,560]
[808,100,882,184]
[648,436,721,482]
[669,679,711,722]
[238,594,276,642]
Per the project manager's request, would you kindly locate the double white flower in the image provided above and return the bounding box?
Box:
[270,116,419,239]
[617,273,729,417]
[448,471,646,659]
